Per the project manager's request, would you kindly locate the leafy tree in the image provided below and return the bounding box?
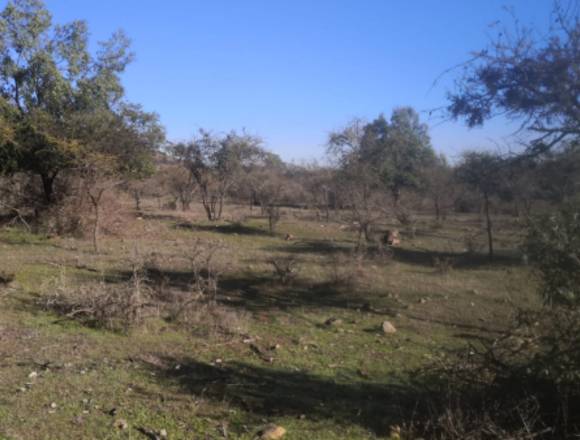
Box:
[447,3,580,153]
[0,0,162,205]
[330,108,435,209]
[361,108,435,206]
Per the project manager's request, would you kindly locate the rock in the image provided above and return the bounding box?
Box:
[324,317,343,327]
[0,271,15,285]
[159,429,168,438]
[50,402,57,409]
[259,424,287,439]
[418,298,427,304]
[28,371,38,379]
[382,321,397,334]
[113,418,129,430]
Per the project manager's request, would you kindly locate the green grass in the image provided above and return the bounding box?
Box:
[0,207,538,439]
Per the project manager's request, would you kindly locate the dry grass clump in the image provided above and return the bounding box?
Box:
[170,300,249,338]
[41,264,154,333]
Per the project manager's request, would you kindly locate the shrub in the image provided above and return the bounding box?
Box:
[524,208,580,306]
[268,256,299,285]
[407,307,580,439]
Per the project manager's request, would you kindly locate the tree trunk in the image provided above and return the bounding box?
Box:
[484,192,494,259]
[89,189,105,254]
[41,173,56,205]
[133,190,141,212]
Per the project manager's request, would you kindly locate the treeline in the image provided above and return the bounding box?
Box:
[1,1,578,255]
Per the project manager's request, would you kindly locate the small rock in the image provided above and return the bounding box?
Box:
[418,298,427,304]
[113,418,128,430]
[324,317,343,327]
[159,428,168,438]
[28,371,38,379]
[50,402,58,409]
[259,424,287,440]
[382,321,397,334]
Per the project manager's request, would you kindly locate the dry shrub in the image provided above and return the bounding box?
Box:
[41,263,154,333]
[326,250,368,289]
[406,308,580,439]
[268,256,299,285]
[170,300,248,338]
[433,256,455,274]
[41,187,130,238]
[145,239,245,338]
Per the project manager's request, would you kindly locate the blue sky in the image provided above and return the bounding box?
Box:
[42,0,553,162]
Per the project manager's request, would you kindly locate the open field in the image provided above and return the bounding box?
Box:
[0,202,539,440]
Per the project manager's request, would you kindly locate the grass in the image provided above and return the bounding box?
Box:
[0,202,539,439]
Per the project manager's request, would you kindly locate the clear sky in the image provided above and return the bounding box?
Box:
[41,0,554,162]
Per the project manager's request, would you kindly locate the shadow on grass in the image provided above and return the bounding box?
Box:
[392,247,521,269]
[105,265,395,316]
[269,239,352,256]
[175,221,272,237]
[144,356,419,436]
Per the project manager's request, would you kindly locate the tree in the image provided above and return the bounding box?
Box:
[328,119,389,245]
[172,130,264,221]
[455,152,506,259]
[423,154,455,222]
[0,0,161,206]
[330,108,435,210]
[447,3,580,154]
[360,108,435,207]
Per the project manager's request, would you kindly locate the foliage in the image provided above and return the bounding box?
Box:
[171,130,266,220]
[329,108,435,206]
[447,3,580,153]
[0,0,163,205]
[524,206,580,306]
[410,307,580,439]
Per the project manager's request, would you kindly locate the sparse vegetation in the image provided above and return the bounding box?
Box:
[0,0,578,439]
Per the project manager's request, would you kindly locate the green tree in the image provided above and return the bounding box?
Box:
[330,108,435,209]
[0,0,161,205]
[172,130,265,221]
[447,3,580,154]
[361,108,435,206]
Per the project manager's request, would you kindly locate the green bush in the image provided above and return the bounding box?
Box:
[524,208,580,306]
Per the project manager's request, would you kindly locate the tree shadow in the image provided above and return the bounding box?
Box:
[392,247,521,269]
[270,239,354,256]
[175,221,272,237]
[104,265,398,316]
[143,356,420,436]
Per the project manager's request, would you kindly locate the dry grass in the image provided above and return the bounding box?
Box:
[0,201,541,439]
